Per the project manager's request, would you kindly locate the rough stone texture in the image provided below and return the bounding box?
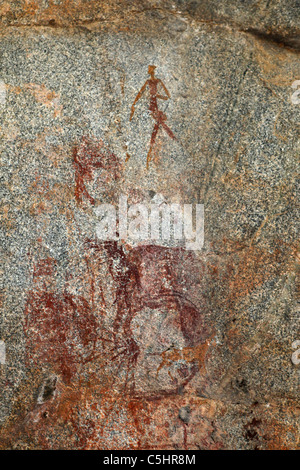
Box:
[0,1,299,50]
[0,1,299,450]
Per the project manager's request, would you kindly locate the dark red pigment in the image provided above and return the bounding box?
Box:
[24,260,99,383]
[83,240,211,396]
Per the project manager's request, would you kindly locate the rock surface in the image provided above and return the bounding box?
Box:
[0,1,299,450]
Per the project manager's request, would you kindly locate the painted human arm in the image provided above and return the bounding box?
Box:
[157,79,170,100]
[130,80,148,121]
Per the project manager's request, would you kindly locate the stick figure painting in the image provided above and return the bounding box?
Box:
[130,65,176,169]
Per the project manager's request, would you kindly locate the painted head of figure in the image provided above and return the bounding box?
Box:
[148,65,156,78]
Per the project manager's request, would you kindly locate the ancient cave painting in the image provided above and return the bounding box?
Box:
[18,137,212,449]
[84,240,211,398]
[70,136,210,396]
[130,65,176,169]
[24,258,99,384]
[23,241,211,405]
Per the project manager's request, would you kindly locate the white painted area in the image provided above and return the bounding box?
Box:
[0,341,6,364]
[0,81,6,105]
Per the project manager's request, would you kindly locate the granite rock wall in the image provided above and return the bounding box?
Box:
[0,0,299,450]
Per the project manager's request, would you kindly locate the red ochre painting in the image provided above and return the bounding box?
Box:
[0,1,299,452]
[1,134,298,450]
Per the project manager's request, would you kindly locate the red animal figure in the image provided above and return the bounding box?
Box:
[130,65,176,169]
[84,240,210,398]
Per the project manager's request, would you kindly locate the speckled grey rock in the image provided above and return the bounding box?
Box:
[0,1,299,450]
